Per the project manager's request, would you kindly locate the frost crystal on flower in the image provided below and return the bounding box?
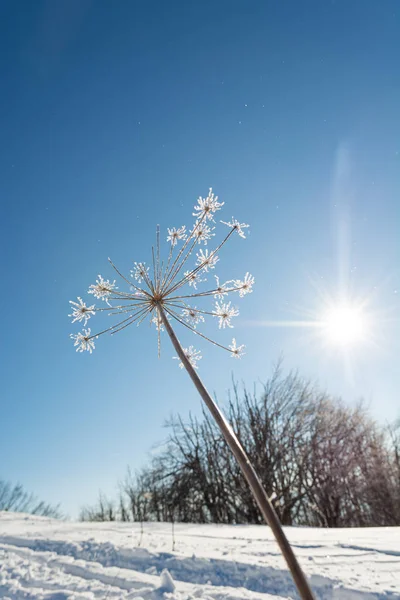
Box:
[221,217,249,239]
[69,188,253,361]
[214,275,229,300]
[174,346,202,369]
[151,313,164,331]
[88,275,117,303]
[196,249,219,272]
[70,328,96,353]
[69,297,95,326]
[131,262,149,283]
[182,307,205,328]
[131,288,147,298]
[232,272,255,297]
[229,338,245,359]
[167,226,187,247]
[213,301,239,329]
[184,270,206,289]
[190,223,215,245]
[193,188,224,222]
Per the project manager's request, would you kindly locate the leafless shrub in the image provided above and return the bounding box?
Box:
[80,368,399,527]
[0,480,61,518]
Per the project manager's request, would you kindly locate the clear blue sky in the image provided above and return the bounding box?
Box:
[1,0,399,517]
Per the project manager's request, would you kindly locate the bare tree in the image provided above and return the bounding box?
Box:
[0,480,61,518]
[79,370,400,528]
[79,492,116,522]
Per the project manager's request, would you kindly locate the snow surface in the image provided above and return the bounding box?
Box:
[0,512,399,599]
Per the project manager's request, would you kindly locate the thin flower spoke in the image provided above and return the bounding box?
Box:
[156,225,161,292]
[165,228,235,296]
[89,305,150,339]
[166,284,242,301]
[165,300,215,317]
[161,213,207,292]
[101,295,148,303]
[108,259,152,298]
[93,301,149,317]
[87,313,139,339]
[106,289,141,299]
[107,302,150,316]
[137,306,155,327]
[164,227,236,296]
[106,297,146,303]
[157,318,161,358]
[94,297,149,309]
[133,259,154,295]
[164,306,233,353]
[110,307,152,335]
[159,243,175,290]
[161,235,199,295]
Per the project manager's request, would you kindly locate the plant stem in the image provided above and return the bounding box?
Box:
[159,304,316,600]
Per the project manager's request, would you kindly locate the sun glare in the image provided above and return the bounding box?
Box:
[322,304,367,346]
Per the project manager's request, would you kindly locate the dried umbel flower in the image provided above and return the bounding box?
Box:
[68,298,95,326]
[70,328,96,353]
[67,188,315,600]
[69,188,253,363]
[173,346,202,370]
[229,338,246,359]
[167,226,187,247]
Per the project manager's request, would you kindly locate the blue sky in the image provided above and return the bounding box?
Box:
[1,0,399,517]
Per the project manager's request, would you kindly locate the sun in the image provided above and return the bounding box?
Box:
[322,304,367,346]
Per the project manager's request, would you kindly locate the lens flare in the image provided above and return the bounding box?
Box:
[322,304,367,346]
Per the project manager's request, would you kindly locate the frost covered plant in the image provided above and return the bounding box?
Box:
[68,188,251,361]
[221,217,250,239]
[181,307,205,328]
[68,188,315,600]
[195,248,219,272]
[174,346,202,370]
[233,272,255,297]
[68,297,95,326]
[87,275,117,305]
[229,338,246,359]
[213,301,239,329]
[70,329,95,354]
[167,226,187,247]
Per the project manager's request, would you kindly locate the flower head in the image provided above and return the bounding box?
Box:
[196,249,219,272]
[88,275,116,304]
[69,188,253,362]
[70,328,96,353]
[131,262,149,283]
[213,275,229,300]
[181,307,205,328]
[167,226,187,247]
[193,188,224,222]
[232,272,255,297]
[190,223,215,245]
[213,301,239,329]
[221,217,249,239]
[69,297,95,326]
[174,346,202,369]
[184,270,206,289]
[229,338,246,359]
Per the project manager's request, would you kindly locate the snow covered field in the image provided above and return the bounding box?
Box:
[0,512,399,600]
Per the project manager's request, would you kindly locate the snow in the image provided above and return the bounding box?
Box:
[0,512,399,599]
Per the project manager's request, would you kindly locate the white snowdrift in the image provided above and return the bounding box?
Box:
[0,512,399,599]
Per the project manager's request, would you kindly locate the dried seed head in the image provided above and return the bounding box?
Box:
[69,188,252,364]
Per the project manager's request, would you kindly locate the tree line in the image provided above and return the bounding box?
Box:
[0,480,61,518]
[80,367,400,527]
